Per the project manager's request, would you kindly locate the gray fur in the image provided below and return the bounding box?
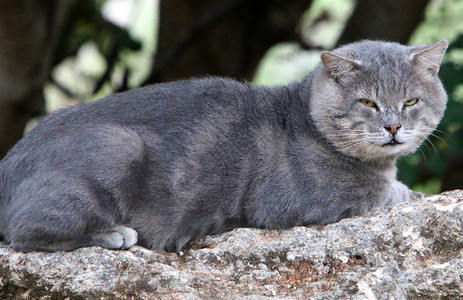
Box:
[0,40,448,252]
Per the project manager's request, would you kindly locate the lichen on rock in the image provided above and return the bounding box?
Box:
[1,190,463,299]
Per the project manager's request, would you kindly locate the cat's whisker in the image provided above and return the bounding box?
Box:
[325,133,369,137]
[433,129,447,137]
[364,142,377,157]
[360,142,375,156]
[413,127,448,144]
[348,140,372,156]
[414,126,446,134]
[336,138,367,146]
[424,138,440,157]
[325,134,368,138]
[410,131,441,156]
[415,146,427,162]
[326,131,384,139]
[334,135,366,141]
[325,132,367,135]
[412,136,432,154]
[326,134,366,139]
[326,129,367,132]
[409,135,438,158]
[337,140,362,149]
[427,133,447,145]
[415,143,428,162]
[433,128,446,134]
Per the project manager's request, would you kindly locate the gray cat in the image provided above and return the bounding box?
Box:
[0,40,448,252]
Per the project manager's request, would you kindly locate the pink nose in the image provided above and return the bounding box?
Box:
[385,124,402,134]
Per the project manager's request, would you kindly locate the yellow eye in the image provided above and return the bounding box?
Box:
[359,99,377,108]
[404,98,419,106]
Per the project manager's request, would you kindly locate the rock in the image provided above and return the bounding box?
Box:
[1,190,463,299]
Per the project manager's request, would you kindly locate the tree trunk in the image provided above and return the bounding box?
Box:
[338,0,430,45]
[145,0,312,84]
[0,0,70,157]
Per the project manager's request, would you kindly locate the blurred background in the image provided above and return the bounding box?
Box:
[1,0,463,193]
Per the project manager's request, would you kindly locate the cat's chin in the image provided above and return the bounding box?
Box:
[371,142,417,160]
[339,141,417,162]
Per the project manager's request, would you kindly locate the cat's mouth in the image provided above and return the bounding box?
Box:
[382,139,403,146]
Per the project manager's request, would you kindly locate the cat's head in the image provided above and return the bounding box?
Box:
[309,40,448,162]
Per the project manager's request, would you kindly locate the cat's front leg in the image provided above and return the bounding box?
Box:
[384,180,411,205]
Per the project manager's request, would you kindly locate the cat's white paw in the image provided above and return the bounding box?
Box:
[91,226,138,249]
[114,225,138,249]
[93,231,125,249]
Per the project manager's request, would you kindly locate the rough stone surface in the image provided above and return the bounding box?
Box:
[1,190,463,299]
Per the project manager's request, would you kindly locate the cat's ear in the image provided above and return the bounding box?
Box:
[411,40,448,75]
[321,51,359,79]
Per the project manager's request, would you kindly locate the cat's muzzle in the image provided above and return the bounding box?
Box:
[383,138,403,146]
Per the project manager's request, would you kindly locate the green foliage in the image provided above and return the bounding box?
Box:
[411,0,463,45]
[253,43,321,85]
[299,0,355,48]
[47,0,156,107]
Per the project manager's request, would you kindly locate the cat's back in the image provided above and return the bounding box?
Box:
[4,77,261,157]
[44,77,257,128]
[0,77,266,215]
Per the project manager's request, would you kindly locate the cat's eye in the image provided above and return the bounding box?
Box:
[359,99,377,108]
[404,98,419,106]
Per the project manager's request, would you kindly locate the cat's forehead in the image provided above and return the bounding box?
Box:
[335,41,414,95]
[335,41,412,68]
[336,41,409,59]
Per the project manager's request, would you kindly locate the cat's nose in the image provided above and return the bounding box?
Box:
[384,124,402,134]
